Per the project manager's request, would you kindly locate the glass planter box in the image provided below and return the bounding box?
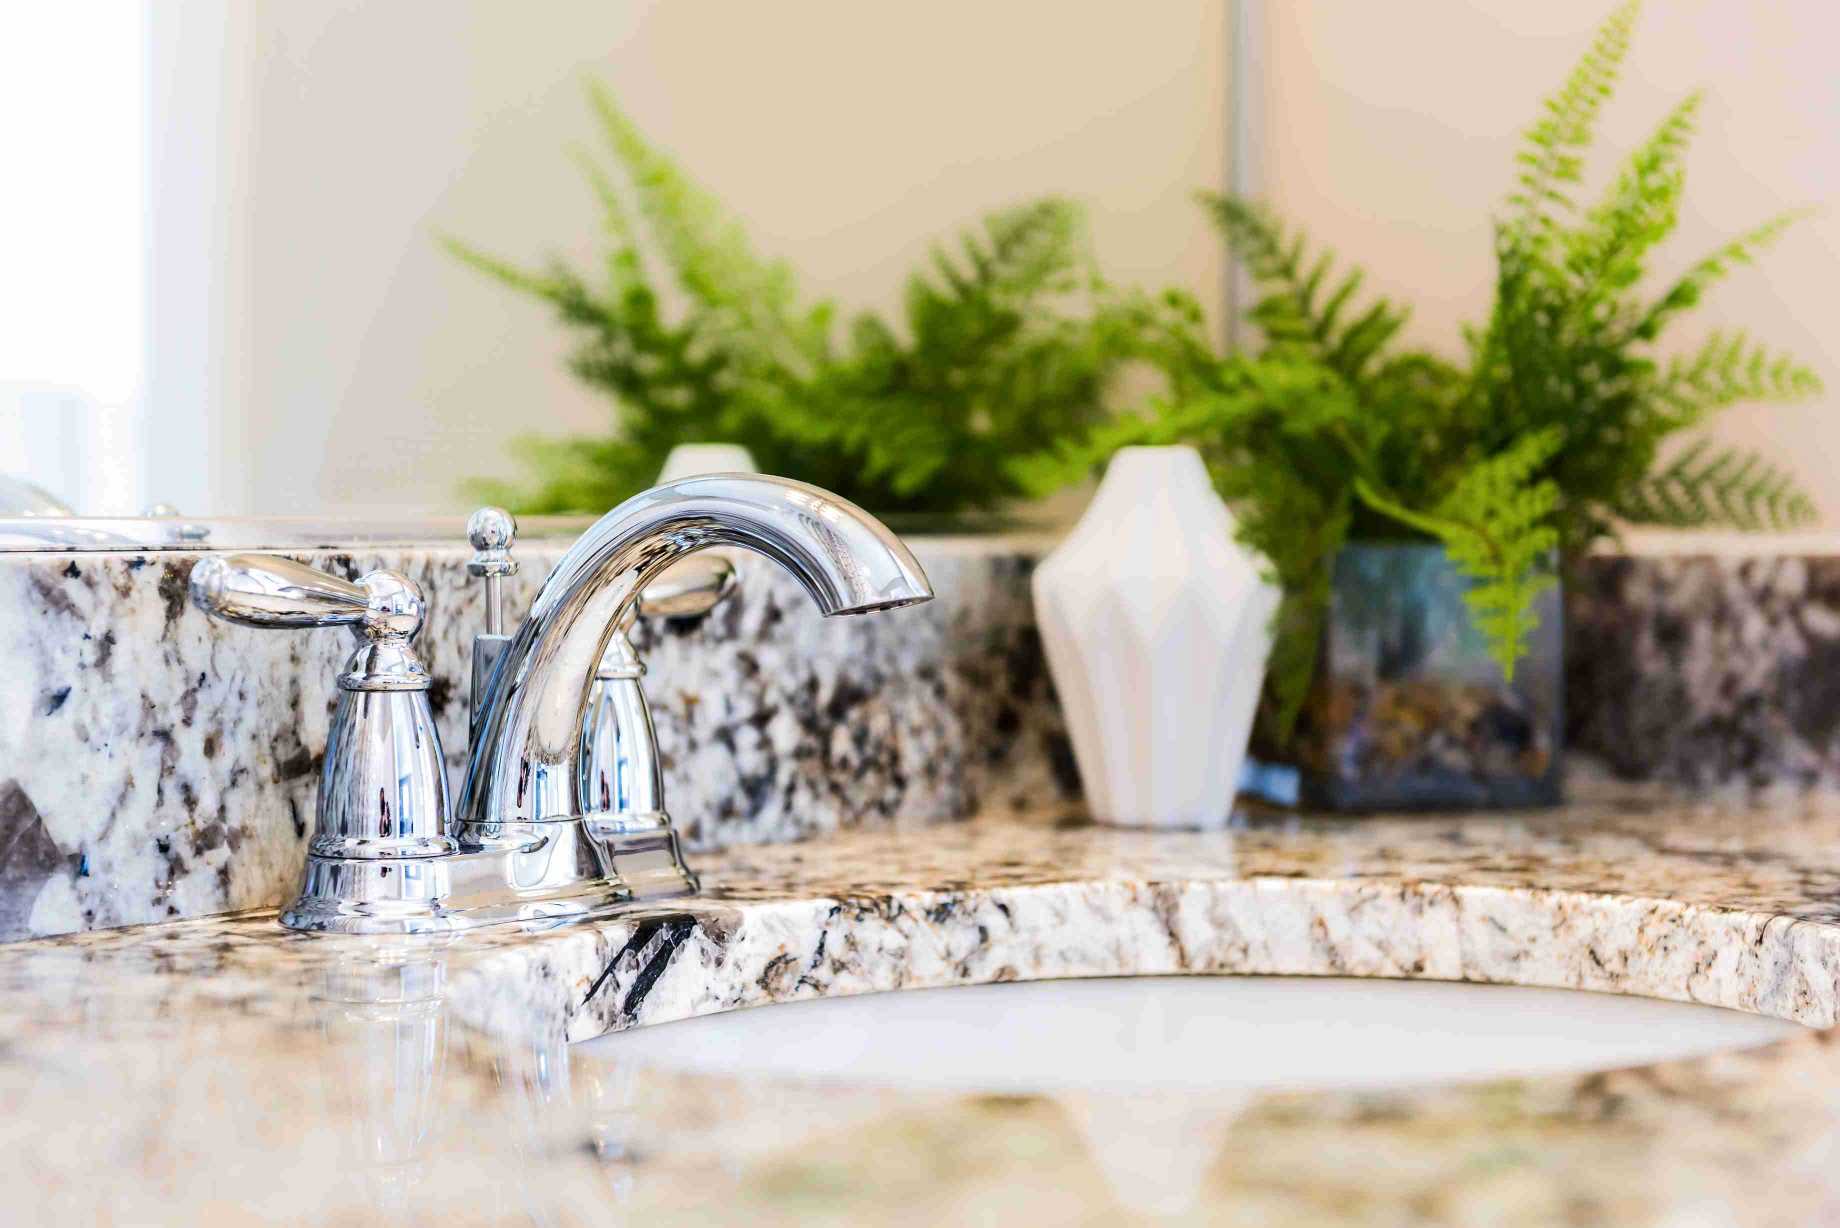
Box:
[1296,544,1563,811]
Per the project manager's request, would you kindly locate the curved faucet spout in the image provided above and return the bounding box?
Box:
[456,474,933,829]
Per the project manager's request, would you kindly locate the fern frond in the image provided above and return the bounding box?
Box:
[1650,331,1823,425]
[436,235,560,298]
[1198,192,1409,386]
[1563,92,1699,304]
[1635,210,1810,340]
[1007,396,1225,498]
[1508,0,1641,232]
[1355,429,1564,679]
[449,82,1152,519]
[583,81,827,373]
[1618,439,1817,530]
[1507,0,1639,238]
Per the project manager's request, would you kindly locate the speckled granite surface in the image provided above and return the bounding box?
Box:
[13,535,1840,946]
[0,538,1069,940]
[9,780,1840,1225]
[1570,551,1840,791]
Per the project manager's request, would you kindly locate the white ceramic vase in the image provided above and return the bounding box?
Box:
[1033,446,1281,828]
[657,443,759,483]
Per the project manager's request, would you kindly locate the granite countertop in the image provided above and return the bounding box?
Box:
[11,778,1840,1225]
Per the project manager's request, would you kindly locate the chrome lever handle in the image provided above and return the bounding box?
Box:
[189,553,370,628]
[632,551,737,622]
[189,554,430,691]
[190,553,424,639]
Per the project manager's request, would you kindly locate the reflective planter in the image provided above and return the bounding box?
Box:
[1296,543,1563,811]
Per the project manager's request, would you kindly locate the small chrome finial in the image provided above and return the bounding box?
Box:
[466,507,522,724]
[466,506,518,635]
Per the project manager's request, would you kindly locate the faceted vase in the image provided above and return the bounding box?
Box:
[1296,543,1564,811]
[1033,446,1281,828]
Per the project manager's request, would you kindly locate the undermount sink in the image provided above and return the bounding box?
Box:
[588,975,1804,1093]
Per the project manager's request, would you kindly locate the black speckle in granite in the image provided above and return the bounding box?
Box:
[153,835,188,893]
[755,952,796,995]
[1787,635,1840,746]
[276,744,318,782]
[425,674,454,721]
[0,782,61,940]
[1046,731,1080,795]
[583,916,698,1017]
[824,678,870,723]
[738,770,775,818]
[287,796,306,841]
[93,630,117,675]
[44,687,70,716]
[31,572,79,620]
[148,728,175,807]
[61,561,79,579]
[620,919,695,1019]
[158,563,189,629]
[1653,609,1688,654]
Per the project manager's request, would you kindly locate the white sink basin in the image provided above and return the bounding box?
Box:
[589,975,1802,1093]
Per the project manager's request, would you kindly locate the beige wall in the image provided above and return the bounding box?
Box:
[1252,0,1840,526]
[155,3,1834,525]
[153,2,1229,516]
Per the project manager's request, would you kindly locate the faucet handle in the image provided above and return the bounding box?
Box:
[188,554,430,691]
[633,552,737,621]
[189,553,371,629]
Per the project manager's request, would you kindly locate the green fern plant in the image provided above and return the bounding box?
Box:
[443,83,1170,519]
[1354,430,1563,678]
[1020,0,1820,742]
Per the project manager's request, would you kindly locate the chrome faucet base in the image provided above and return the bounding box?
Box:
[279,813,697,935]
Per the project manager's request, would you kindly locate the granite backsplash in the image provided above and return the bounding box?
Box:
[1567,551,1840,790]
[3,536,1838,943]
[0,538,1072,941]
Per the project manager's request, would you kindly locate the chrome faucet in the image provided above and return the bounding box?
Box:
[462,505,739,831]
[190,474,933,934]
